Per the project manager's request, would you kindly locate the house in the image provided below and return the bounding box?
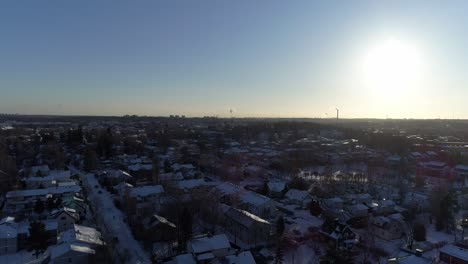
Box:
[187,234,233,261]
[127,185,165,217]
[5,185,81,214]
[211,251,256,264]
[267,181,286,198]
[138,214,177,243]
[416,161,451,179]
[0,217,17,255]
[58,224,104,249]
[50,207,80,232]
[369,216,403,240]
[24,170,72,189]
[284,189,312,207]
[224,207,273,248]
[129,185,165,202]
[173,253,196,264]
[439,244,468,264]
[347,203,368,218]
[320,219,358,250]
[51,243,96,264]
[99,169,132,186]
[355,193,372,204]
[28,165,50,177]
[62,196,88,218]
[215,183,277,219]
[404,192,429,212]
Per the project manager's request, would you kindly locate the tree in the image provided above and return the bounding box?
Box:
[288,176,309,191]
[46,197,56,211]
[276,216,285,238]
[84,147,98,172]
[151,156,160,184]
[28,221,48,258]
[178,207,192,250]
[34,199,44,214]
[322,246,354,264]
[164,159,172,173]
[413,223,426,242]
[309,200,323,216]
[260,180,269,196]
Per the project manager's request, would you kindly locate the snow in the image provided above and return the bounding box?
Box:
[188,234,231,254]
[59,224,104,246]
[6,185,81,198]
[225,251,256,264]
[79,170,151,263]
[285,189,311,201]
[174,253,196,264]
[51,242,95,258]
[439,244,468,261]
[129,185,164,197]
[177,179,207,189]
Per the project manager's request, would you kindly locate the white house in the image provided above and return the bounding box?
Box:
[51,207,80,233]
[0,217,17,255]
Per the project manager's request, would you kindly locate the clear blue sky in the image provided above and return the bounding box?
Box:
[1,0,467,118]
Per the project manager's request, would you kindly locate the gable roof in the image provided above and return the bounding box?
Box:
[188,234,230,254]
[129,185,164,197]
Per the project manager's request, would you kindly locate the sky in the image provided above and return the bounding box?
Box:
[1,0,468,118]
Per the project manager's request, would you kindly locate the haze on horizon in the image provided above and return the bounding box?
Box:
[1,1,468,119]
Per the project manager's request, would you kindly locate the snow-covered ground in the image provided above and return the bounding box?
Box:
[78,170,150,264]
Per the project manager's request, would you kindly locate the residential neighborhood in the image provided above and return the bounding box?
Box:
[0,116,468,263]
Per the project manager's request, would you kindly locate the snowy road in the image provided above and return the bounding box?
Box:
[75,168,151,264]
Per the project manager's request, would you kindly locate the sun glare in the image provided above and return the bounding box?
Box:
[362,38,423,94]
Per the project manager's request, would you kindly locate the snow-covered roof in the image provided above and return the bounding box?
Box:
[59,224,104,246]
[51,242,95,259]
[440,244,468,261]
[216,182,242,195]
[267,181,286,192]
[0,217,17,238]
[50,207,79,220]
[197,252,215,261]
[177,179,207,190]
[241,191,271,206]
[6,185,81,199]
[128,164,153,171]
[129,185,164,197]
[159,172,184,181]
[172,163,195,171]
[145,214,176,229]
[224,251,256,264]
[30,165,50,174]
[285,189,310,201]
[188,234,231,254]
[174,253,196,264]
[350,203,368,211]
[24,170,71,182]
[455,164,468,171]
[226,207,271,228]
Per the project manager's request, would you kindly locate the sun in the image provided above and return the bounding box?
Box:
[362,38,423,94]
